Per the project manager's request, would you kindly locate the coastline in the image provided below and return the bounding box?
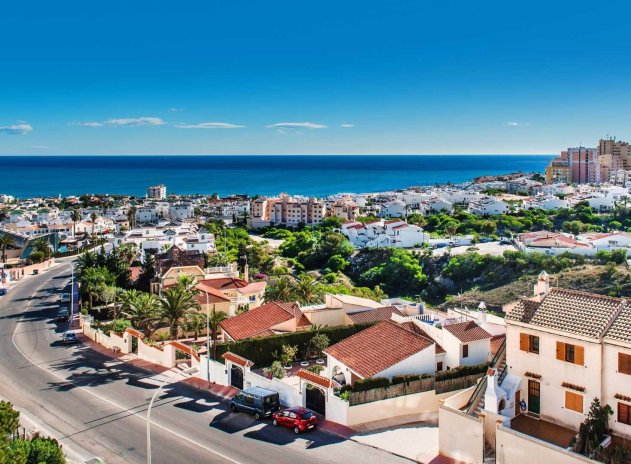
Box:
[0,154,553,198]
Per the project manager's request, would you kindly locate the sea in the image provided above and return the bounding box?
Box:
[0,155,554,198]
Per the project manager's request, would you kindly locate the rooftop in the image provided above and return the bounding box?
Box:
[443,321,492,343]
[324,321,434,378]
[506,288,623,340]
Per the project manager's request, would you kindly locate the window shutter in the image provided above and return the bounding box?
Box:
[574,346,584,366]
[556,342,565,361]
[520,333,528,351]
[619,353,631,375]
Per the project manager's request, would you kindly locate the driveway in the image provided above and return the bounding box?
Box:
[432,241,516,257]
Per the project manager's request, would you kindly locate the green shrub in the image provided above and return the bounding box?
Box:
[392,374,421,385]
[214,324,373,367]
[435,362,489,381]
[352,377,390,392]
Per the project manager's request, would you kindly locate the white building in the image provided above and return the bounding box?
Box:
[341,219,429,248]
[468,196,510,216]
[169,202,194,221]
[147,184,167,200]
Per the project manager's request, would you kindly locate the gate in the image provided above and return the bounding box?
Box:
[230,365,244,390]
[305,386,326,415]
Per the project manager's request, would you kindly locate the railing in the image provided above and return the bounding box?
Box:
[498,366,508,386]
[464,338,507,415]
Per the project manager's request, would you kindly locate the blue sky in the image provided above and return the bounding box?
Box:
[2,1,631,155]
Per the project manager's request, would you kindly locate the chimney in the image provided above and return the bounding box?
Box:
[533,271,550,301]
[478,301,487,324]
[243,263,249,283]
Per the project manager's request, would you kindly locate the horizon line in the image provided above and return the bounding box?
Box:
[0,153,556,157]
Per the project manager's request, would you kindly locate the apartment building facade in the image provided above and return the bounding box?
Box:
[249,194,326,228]
[147,184,167,200]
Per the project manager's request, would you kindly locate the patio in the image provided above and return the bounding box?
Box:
[511,414,576,449]
[252,359,328,389]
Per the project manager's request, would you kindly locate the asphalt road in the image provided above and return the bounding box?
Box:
[0,261,410,464]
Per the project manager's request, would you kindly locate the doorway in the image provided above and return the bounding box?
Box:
[528,380,540,415]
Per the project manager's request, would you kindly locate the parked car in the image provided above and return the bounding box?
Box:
[62,331,78,344]
[0,288,8,296]
[433,242,448,249]
[60,293,71,303]
[479,237,494,243]
[272,407,317,434]
[499,238,511,245]
[229,387,280,420]
[56,308,70,322]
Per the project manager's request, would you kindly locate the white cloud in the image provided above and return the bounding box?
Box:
[504,121,530,127]
[0,123,33,135]
[105,117,166,127]
[30,145,48,149]
[265,122,327,129]
[340,123,355,128]
[174,122,245,129]
[76,117,165,127]
[168,107,184,112]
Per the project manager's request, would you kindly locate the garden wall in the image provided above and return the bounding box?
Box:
[438,404,485,464]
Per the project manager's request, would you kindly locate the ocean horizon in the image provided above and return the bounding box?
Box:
[0,155,554,198]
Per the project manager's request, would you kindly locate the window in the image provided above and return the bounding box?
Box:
[619,353,631,375]
[556,342,584,366]
[437,361,443,371]
[565,391,584,414]
[244,395,254,405]
[249,295,256,302]
[462,344,469,358]
[619,403,631,426]
[520,333,540,354]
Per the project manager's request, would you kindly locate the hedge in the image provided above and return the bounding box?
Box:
[435,362,489,381]
[352,377,390,392]
[392,373,432,385]
[214,323,373,367]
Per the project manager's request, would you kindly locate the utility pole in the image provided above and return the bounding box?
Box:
[70,263,75,327]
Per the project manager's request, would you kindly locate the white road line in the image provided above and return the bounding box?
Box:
[11,265,242,464]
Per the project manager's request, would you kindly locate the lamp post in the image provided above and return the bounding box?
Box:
[146,381,166,464]
[206,290,210,386]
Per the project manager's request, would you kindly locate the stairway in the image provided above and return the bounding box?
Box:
[483,442,496,463]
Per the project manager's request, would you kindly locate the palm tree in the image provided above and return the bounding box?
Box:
[0,234,16,263]
[175,273,197,292]
[127,206,137,229]
[80,266,114,311]
[184,311,205,340]
[121,291,160,337]
[264,276,295,302]
[208,305,228,359]
[31,238,52,260]
[293,274,322,305]
[76,251,97,276]
[70,209,81,237]
[158,287,200,340]
[90,212,98,237]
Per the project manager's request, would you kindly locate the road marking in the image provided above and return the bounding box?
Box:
[11,265,242,464]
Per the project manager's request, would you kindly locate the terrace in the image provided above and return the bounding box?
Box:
[510,414,576,449]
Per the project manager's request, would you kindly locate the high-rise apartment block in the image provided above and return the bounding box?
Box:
[147,184,167,200]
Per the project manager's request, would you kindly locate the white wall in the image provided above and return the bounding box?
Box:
[602,341,631,439]
[376,346,436,378]
[438,404,485,464]
[506,323,601,430]
[495,425,598,464]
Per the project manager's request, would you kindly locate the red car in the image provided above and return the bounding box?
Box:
[272,407,317,434]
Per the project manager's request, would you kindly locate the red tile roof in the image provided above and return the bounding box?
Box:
[346,305,404,325]
[296,369,333,388]
[222,351,254,367]
[219,301,308,340]
[195,283,231,303]
[129,266,142,282]
[490,335,506,356]
[198,277,249,290]
[399,321,446,354]
[324,321,434,379]
[444,321,492,343]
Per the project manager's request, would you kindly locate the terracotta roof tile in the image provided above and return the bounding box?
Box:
[507,288,623,339]
[444,321,492,343]
[222,351,254,367]
[296,369,333,388]
[604,302,631,344]
[490,335,506,356]
[198,277,249,290]
[346,305,404,325]
[324,321,434,378]
[399,321,447,354]
[219,301,306,340]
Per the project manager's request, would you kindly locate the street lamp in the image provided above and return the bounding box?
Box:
[146,381,166,464]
